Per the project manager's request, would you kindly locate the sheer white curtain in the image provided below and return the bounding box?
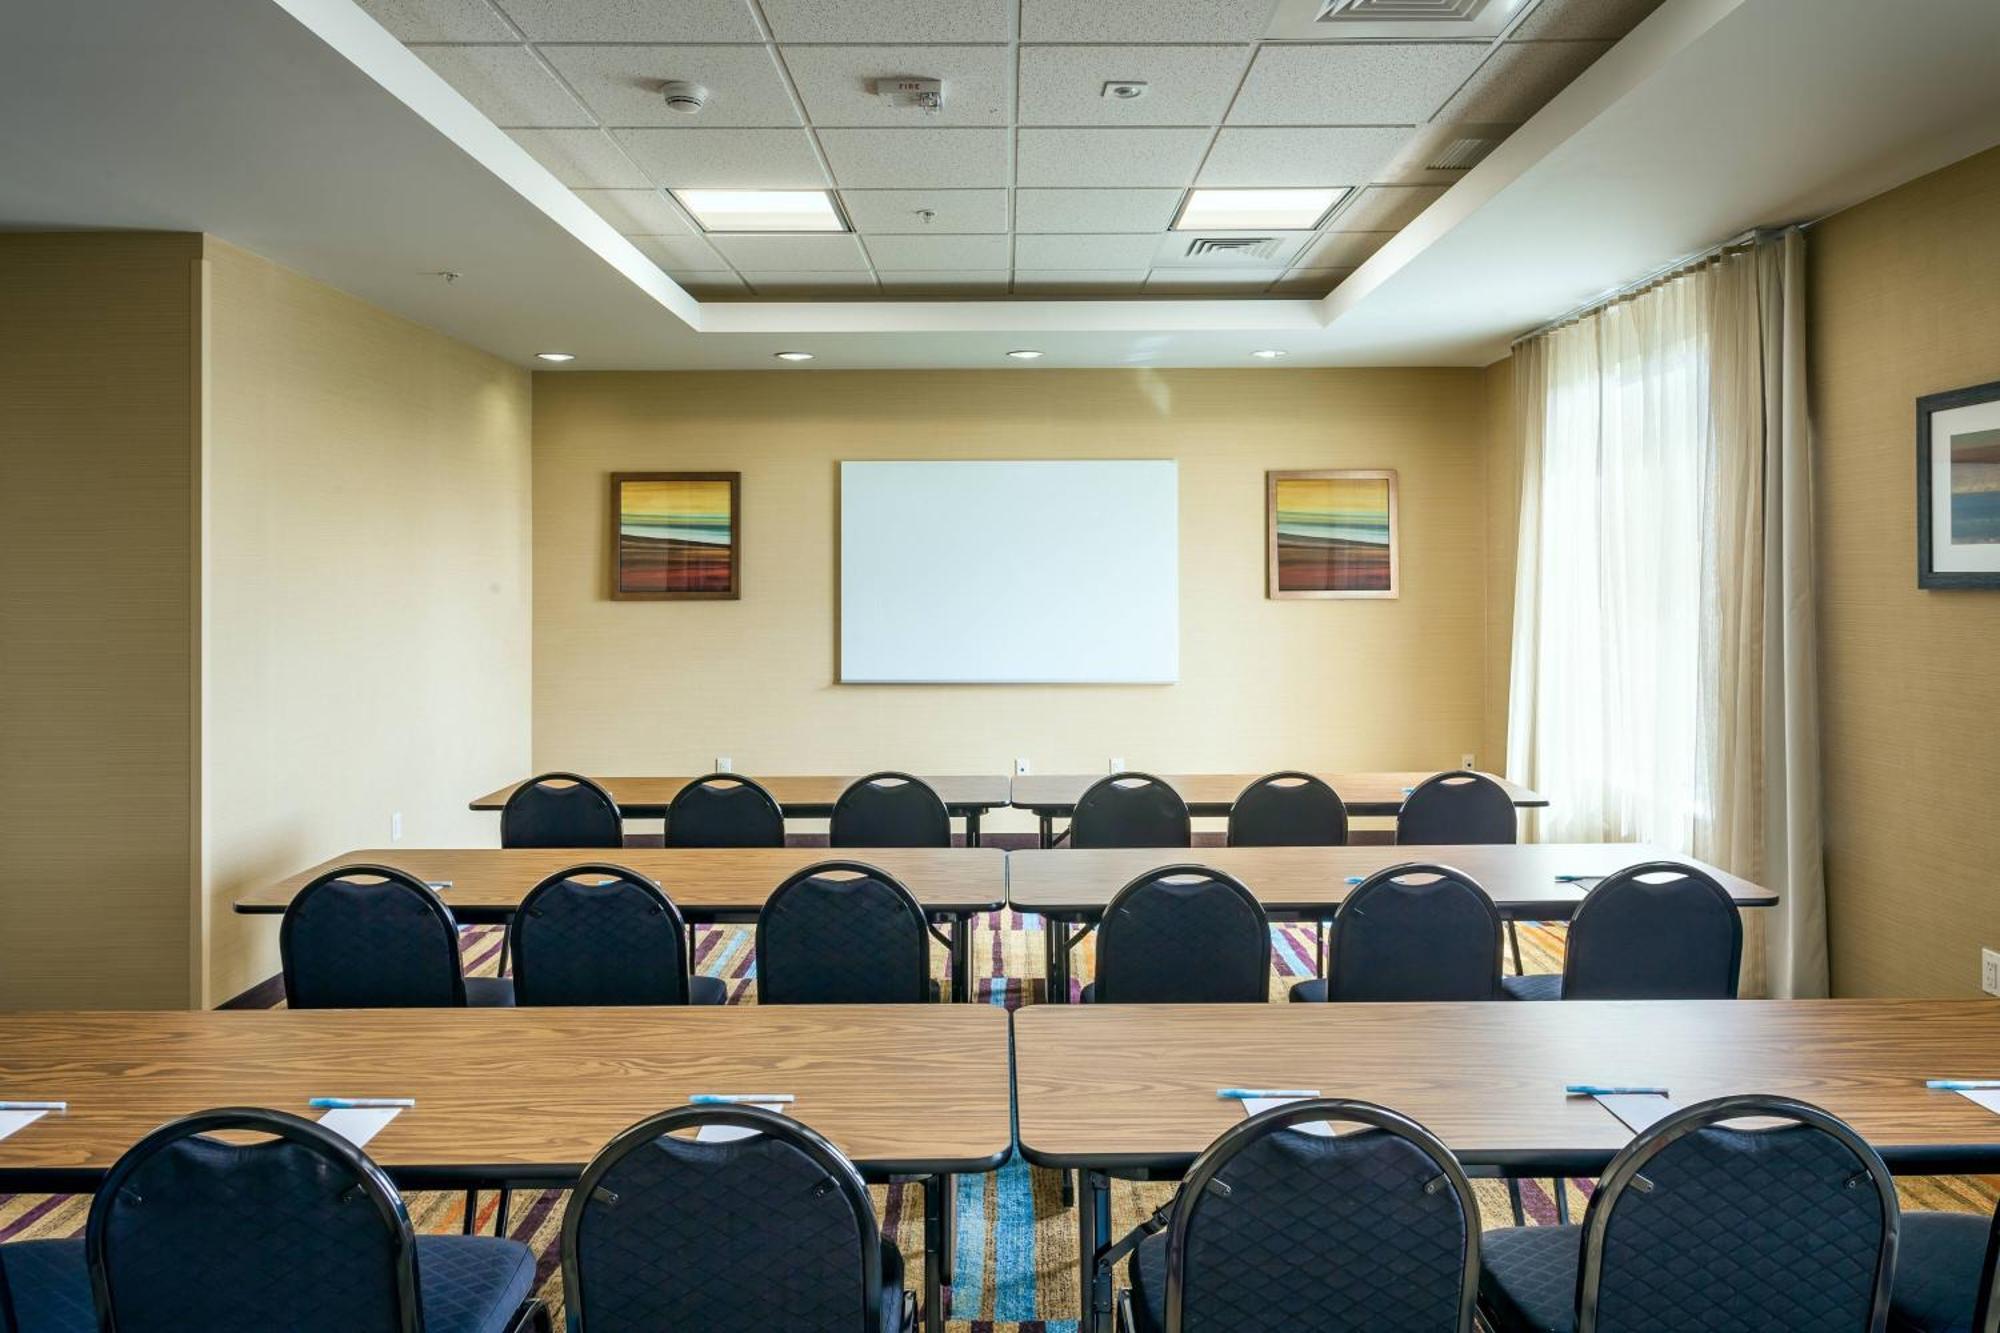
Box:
[1506,231,1828,998]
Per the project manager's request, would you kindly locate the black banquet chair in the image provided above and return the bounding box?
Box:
[1503,860,1744,1002]
[1290,863,1502,1003]
[665,772,785,848]
[508,863,726,1006]
[1081,865,1269,1005]
[281,864,513,1008]
[756,861,937,1004]
[830,771,951,848]
[561,1104,912,1332]
[1398,769,1527,974]
[1889,1197,2000,1333]
[1070,773,1191,849]
[499,771,622,849]
[1226,771,1349,847]
[1479,1095,1899,1333]
[1114,1099,1481,1333]
[0,1235,90,1333]
[85,1108,546,1333]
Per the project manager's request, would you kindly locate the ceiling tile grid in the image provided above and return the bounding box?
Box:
[356,0,1664,300]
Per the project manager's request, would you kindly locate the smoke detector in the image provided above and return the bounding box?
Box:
[873,77,944,113]
[660,81,708,115]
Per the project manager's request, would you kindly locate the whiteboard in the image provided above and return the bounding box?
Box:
[839,460,1179,684]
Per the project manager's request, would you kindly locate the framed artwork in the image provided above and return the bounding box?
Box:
[1919,380,2000,588]
[609,472,740,600]
[1267,469,1399,599]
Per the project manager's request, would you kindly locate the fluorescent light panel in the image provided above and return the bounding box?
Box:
[1172,188,1348,232]
[673,189,846,233]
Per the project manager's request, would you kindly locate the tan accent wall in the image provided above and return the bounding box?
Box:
[198,240,532,1005]
[1810,144,2000,997]
[1482,356,1521,772]
[0,233,201,1008]
[531,369,1494,830]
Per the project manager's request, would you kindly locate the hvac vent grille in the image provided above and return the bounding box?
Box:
[1317,0,1492,21]
[1183,236,1284,261]
[1425,136,1500,171]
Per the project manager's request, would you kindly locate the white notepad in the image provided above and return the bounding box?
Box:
[1594,1093,1679,1133]
[1240,1097,1337,1138]
[697,1105,791,1144]
[1953,1088,2000,1116]
[318,1106,402,1148]
[0,1110,48,1143]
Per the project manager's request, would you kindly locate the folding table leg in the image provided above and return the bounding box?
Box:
[1076,1169,1112,1333]
[964,809,982,847]
[1039,813,1055,848]
[923,1174,946,1333]
[949,918,971,1003]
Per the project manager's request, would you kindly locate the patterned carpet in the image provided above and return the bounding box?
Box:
[5,916,1993,1332]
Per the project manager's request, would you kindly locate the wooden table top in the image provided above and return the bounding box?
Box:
[1006,843,1773,918]
[1008,771,1546,816]
[0,1007,1013,1183]
[236,847,1008,918]
[471,775,1013,816]
[1015,1000,2000,1174]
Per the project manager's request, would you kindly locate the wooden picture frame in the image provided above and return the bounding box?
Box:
[1917,379,2000,588]
[609,472,740,601]
[1266,469,1399,599]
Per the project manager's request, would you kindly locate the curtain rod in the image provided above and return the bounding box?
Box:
[1510,225,1795,348]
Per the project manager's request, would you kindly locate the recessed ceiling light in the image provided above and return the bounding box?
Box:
[536,351,575,363]
[1007,349,1044,360]
[774,351,814,362]
[673,189,846,233]
[1173,188,1348,232]
[1251,349,1288,360]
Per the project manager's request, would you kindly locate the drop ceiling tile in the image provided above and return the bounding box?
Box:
[493,0,762,42]
[507,129,650,188]
[1014,188,1183,234]
[674,270,748,295]
[816,128,1010,189]
[410,45,592,128]
[1014,234,1161,270]
[1328,184,1447,232]
[1012,269,1152,294]
[876,272,1012,293]
[741,271,883,295]
[1296,230,1394,267]
[710,233,871,271]
[628,233,728,269]
[1435,41,1613,124]
[760,0,1012,42]
[1018,45,1253,127]
[1021,0,1281,42]
[1268,267,1353,295]
[354,0,519,42]
[1150,230,1310,268]
[1513,0,1664,41]
[1144,268,1285,292]
[1016,128,1212,188]
[611,128,828,188]
[572,188,696,234]
[839,189,1009,234]
[1229,43,1489,127]
[783,46,1011,128]
[1198,127,1411,187]
[541,45,801,129]
[863,233,1012,270]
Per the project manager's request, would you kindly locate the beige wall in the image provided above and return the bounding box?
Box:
[1810,144,2000,997]
[532,369,1495,827]
[0,233,201,1008]
[198,240,532,1004]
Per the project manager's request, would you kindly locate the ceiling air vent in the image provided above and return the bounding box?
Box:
[1266,0,1523,40]
[1424,136,1500,171]
[1316,0,1491,21]
[1183,236,1285,262]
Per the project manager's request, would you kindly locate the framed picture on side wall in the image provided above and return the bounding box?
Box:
[1267,469,1399,599]
[1918,379,2000,588]
[609,472,740,600]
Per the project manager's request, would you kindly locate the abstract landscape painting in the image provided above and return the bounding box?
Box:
[610,472,739,600]
[1267,469,1398,599]
[1918,380,2000,587]
[1950,426,2000,545]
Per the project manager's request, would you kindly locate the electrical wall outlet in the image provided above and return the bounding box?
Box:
[390,811,403,842]
[1109,756,1127,773]
[714,756,732,773]
[1461,753,1477,771]
[1983,948,2000,998]
[1014,756,1031,776]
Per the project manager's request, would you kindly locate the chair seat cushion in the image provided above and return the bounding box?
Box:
[463,976,516,1008]
[1502,973,1564,1001]
[0,1238,93,1333]
[1479,1224,1581,1333]
[1079,981,1096,1004]
[689,974,729,1006]
[415,1235,536,1333]
[1127,1229,1169,1333]
[881,1239,911,1333]
[1288,978,1327,1003]
[1890,1211,1993,1333]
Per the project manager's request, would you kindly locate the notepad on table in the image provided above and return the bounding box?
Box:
[1224,1089,1336,1138]
[1568,1085,1677,1132]
[1927,1080,2000,1115]
[0,1109,53,1142]
[691,1094,794,1143]
[313,1099,412,1148]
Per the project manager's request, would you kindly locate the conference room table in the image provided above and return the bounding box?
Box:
[1008,771,1548,846]
[470,774,1013,845]
[1008,843,1776,1001]
[0,1005,1012,1333]
[237,847,1007,1002]
[1016,999,2000,1333]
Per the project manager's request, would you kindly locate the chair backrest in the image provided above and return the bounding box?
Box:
[1576,1095,1898,1333]
[1094,865,1270,1003]
[1396,770,1517,846]
[509,863,694,1006]
[500,771,623,849]
[86,1108,420,1333]
[1071,772,1191,849]
[1227,771,1349,847]
[665,773,785,848]
[1563,861,1744,1000]
[755,861,931,1004]
[1326,864,1502,1002]
[280,864,466,1008]
[1160,1099,1479,1333]
[562,1105,885,1333]
[829,771,950,848]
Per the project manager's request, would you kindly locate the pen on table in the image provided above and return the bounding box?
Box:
[1217,1088,1320,1100]
[308,1097,416,1109]
[1927,1080,2000,1091]
[0,1101,66,1112]
[1566,1085,1669,1097]
[689,1093,795,1105]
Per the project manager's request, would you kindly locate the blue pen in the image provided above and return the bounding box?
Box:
[689,1093,795,1105]
[1345,876,1364,885]
[1218,1088,1320,1100]
[1566,1084,1668,1097]
[0,1101,66,1112]
[1927,1080,2000,1091]
[309,1097,415,1109]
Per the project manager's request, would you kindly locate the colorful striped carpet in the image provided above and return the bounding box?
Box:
[5,917,1992,1332]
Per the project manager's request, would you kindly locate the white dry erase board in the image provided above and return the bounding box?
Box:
[839,460,1180,684]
